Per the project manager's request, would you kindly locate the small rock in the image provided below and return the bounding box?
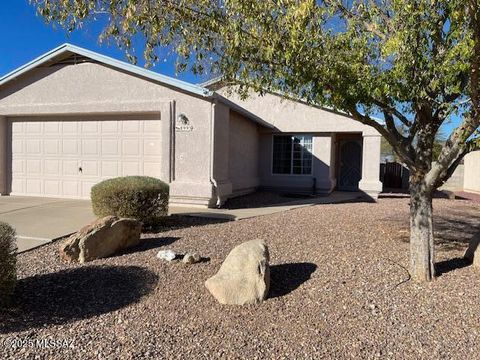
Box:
[157,249,177,261]
[183,252,201,264]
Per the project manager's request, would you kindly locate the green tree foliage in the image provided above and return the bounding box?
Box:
[31,0,480,281]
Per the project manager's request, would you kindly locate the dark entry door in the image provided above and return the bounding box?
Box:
[338,140,362,191]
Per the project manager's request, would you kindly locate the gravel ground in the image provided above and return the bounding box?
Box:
[1,198,480,359]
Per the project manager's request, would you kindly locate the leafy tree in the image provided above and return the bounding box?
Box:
[382,132,447,162]
[32,0,480,282]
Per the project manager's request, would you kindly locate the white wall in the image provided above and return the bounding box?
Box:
[464,150,480,193]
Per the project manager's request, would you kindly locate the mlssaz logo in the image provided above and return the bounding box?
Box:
[175,113,194,132]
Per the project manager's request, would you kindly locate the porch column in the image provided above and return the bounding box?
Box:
[0,116,7,195]
[359,134,383,200]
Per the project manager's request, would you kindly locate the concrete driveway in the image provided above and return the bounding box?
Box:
[0,196,95,253]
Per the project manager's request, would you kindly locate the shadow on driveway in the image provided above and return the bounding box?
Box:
[0,265,158,334]
[269,262,317,298]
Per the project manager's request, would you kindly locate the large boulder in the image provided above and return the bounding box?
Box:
[60,216,142,263]
[205,239,270,305]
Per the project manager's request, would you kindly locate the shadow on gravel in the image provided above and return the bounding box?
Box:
[120,236,181,255]
[269,262,317,298]
[436,257,472,276]
[0,266,158,334]
[147,215,231,233]
[394,205,480,253]
[434,214,480,252]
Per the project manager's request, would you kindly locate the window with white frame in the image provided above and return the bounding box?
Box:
[272,135,313,175]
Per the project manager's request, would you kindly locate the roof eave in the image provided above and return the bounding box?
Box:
[0,43,214,98]
[214,94,275,129]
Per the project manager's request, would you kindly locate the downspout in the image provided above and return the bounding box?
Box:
[209,100,223,208]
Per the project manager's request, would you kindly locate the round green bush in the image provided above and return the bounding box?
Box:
[0,222,16,308]
[91,176,169,226]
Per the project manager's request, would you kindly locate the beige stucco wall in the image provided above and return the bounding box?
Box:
[440,164,465,191]
[259,133,334,194]
[228,110,260,194]
[0,62,217,206]
[0,116,7,194]
[216,89,380,136]
[218,88,382,197]
[464,150,480,193]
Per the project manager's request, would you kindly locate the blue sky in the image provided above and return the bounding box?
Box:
[0,1,462,135]
[0,0,202,84]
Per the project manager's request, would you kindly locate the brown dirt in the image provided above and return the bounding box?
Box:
[1,198,480,359]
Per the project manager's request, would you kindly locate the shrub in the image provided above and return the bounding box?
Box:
[91,176,169,226]
[0,222,16,308]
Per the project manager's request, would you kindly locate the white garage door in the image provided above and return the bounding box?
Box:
[10,115,162,199]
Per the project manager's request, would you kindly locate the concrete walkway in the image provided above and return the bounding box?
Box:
[170,191,365,220]
[0,196,95,253]
[1,191,363,253]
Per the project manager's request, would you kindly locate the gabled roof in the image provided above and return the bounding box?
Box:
[200,77,386,125]
[0,44,274,128]
[0,43,213,98]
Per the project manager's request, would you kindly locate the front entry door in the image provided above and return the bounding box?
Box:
[338,140,362,191]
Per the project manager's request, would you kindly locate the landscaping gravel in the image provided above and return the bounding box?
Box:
[1,198,480,359]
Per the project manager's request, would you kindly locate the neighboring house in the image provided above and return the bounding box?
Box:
[442,150,480,194]
[0,44,382,208]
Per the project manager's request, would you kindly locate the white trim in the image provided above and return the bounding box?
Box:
[17,236,51,242]
[0,43,274,130]
[0,43,213,98]
[271,134,314,176]
[199,78,385,125]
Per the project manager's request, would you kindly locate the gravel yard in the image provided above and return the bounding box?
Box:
[1,198,480,359]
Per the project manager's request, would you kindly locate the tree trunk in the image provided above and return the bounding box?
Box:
[409,177,435,282]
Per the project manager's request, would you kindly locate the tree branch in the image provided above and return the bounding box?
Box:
[348,107,415,168]
[372,99,412,127]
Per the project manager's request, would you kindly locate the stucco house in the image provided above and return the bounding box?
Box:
[0,44,382,208]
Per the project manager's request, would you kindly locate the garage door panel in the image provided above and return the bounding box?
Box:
[44,121,61,134]
[26,179,42,194]
[82,160,99,176]
[62,122,78,134]
[101,161,119,177]
[45,180,61,196]
[122,121,141,132]
[26,122,42,134]
[122,139,141,156]
[122,162,141,176]
[62,181,80,197]
[12,159,25,175]
[63,160,79,176]
[81,121,99,133]
[10,117,162,199]
[144,139,162,156]
[44,160,61,175]
[101,139,120,155]
[82,139,99,156]
[12,122,24,134]
[62,140,79,155]
[101,121,119,133]
[26,140,41,154]
[26,159,42,175]
[144,162,162,177]
[11,140,24,157]
[44,139,60,154]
